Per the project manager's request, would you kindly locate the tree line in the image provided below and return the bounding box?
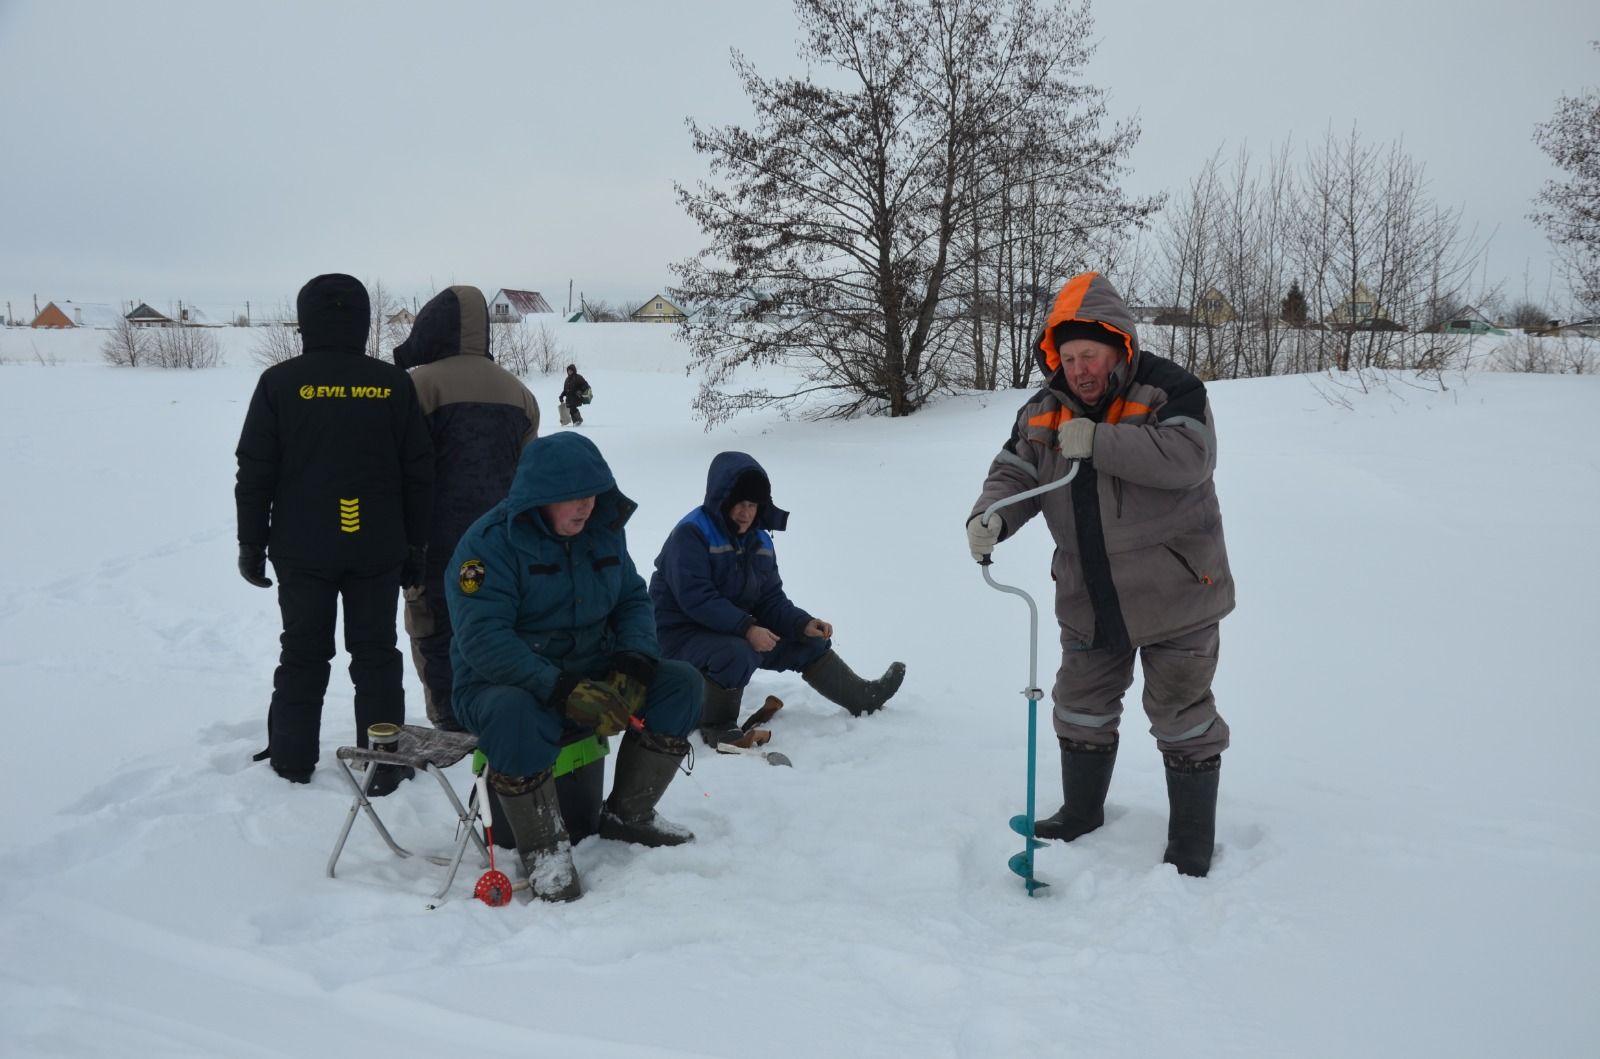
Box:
[673,0,1598,423]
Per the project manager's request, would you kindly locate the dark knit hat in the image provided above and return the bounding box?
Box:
[726,470,770,509]
[297,273,370,354]
[1051,319,1122,351]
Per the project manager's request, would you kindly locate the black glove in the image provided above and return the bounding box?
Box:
[607,651,658,715]
[238,543,273,588]
[400,545,427,590]
[550,672,635,736]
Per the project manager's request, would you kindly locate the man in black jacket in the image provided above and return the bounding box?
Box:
[235,273,433,792]
[558,364,590,426]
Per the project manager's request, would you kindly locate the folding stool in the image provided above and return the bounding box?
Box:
[325,724,490,901]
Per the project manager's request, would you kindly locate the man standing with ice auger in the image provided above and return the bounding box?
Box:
[966,271,1235,877]
[235,273,433,795]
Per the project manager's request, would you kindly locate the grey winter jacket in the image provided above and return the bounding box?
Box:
[970,271,1235,651]
[395,285,540,594]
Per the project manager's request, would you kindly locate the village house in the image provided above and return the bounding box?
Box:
[630,292,688,324]
[126,302,175,327]
[30,300,122,328]
[487,289,555,323]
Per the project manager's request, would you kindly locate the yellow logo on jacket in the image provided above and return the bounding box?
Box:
[458,559,486,594]
[339,498,360,533]
[299,385,392,399]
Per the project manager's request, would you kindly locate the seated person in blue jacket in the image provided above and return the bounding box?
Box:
[447,431,701,903]
[649,451,905,746]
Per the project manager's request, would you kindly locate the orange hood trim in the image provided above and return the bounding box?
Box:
[1038,271,1136,374]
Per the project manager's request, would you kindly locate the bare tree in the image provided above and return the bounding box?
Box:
[492,320,569,377]
[531,323,566,374]
[1148,153,1225,374]
[151,324,222,369]
[674,0,1154,422]
[579,297,625,323]
[250,324,301,367]
[1493,333,1598,374]
[365,278,405,360]
[100,315,152,367]
[1140,127,1485,380]
[1531,42,1600,314]
[494,321,532,375]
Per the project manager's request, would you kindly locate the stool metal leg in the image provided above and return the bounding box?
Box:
[326,759,413,879]
[423,766,492,900]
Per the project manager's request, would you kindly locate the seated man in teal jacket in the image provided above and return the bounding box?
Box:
[447,432,700,903]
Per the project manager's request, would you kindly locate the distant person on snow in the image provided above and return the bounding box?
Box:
[393,285,539,734]
[446,431,701,903]
[558,363,590,426]
[650,451,906,746]
[234,273,433,794]
[965,270,1235,877]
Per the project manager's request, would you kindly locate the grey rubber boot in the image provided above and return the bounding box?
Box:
[1162,753,1220,878]
[1034,738,1118,842]
[698,676,744,747]
[800,649,906,716]
[599,730,694,847]
[491,769,582,903]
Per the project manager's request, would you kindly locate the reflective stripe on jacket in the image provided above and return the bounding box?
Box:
[971,272,1235,650]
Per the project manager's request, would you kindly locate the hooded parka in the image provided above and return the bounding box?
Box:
[394,285,540,728]
[396,285,539,584]
[234,272,433,777]
[970,271,1235,654]
[649,452,825,688]
[236,276,432,568]
[446,433,698,775]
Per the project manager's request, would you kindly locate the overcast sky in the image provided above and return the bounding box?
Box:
[0,0,1592,321]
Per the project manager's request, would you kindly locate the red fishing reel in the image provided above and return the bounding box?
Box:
[474,867,515,907]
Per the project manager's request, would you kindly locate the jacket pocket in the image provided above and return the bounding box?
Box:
[1162,534,1220,586]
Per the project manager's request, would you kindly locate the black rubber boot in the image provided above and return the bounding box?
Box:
[1034,738,1117,842]
[365,762,415,798]
[1162,753,1221,878]
[599,730,694,847]
[801,649,906,716]
[698,676,744,747]
[492,769,582,902]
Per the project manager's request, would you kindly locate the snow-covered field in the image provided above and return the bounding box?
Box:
[0,322,1595,1057]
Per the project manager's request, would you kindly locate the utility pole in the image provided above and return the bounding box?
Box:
[245,300,251,326]
[567,279,573,315]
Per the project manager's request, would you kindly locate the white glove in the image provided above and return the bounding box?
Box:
[1057,417,1096,460]
[966,514,1004,561]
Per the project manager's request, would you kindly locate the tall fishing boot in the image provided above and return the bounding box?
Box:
[698,676,744,747]
[801,649,906,717]
[491,768,582,903]
[1034,737,1117,842]
[1162,753,1221,878]
[599,729,695,847]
